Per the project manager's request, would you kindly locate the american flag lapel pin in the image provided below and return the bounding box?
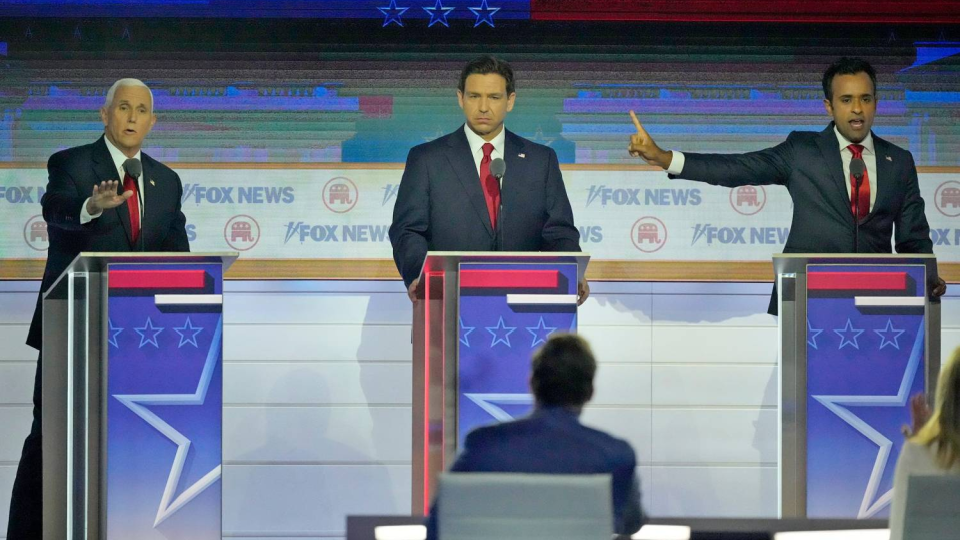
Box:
[518,153,525,158]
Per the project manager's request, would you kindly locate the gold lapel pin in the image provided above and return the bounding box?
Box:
[149,179,156,186]
[885,156,892,162]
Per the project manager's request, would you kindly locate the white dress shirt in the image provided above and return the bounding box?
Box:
[666,128,879,212]
[463,124,506,180]
[80,137,145,224]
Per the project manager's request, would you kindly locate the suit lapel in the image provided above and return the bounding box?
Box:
[446,126,495,238]
[869,135,893,224]
[503,129,524,209]
[92,136,135,247]
[815,124,855,221]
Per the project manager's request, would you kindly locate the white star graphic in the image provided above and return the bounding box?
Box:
[173,316,204,348]
[811,321,924,518]
[486,316,516,347]
[113,316,223,526]
[874,319,906,350]
[459,317,475,348]
[807,318,823,349]
[134,317,164,348]
[108,318,124,348]
[834,318,865,350]
[526,317,557,347]
[464,393,533,421]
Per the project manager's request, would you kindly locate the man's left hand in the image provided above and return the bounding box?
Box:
[931,276,947,299]
[577,278,590,306]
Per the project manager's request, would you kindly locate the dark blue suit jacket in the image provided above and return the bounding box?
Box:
[389,126,581,287]
[674,123,934,314]
[26,136,190,350]
[426,407,644,539]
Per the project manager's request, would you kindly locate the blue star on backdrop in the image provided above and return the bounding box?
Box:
[378,0,409,27]
[108,318,124,348]
[469,0,500,27]
[423,0,455,27]
[459,317,475,348]
[807,318,823,349]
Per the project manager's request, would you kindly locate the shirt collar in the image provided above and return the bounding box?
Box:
[103,135,142,178]
[463,123,506,157]
[833,125,875,155]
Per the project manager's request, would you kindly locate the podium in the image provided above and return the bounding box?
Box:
[42,252,237,540]
[410,251,589,513]
[774,253,940,520]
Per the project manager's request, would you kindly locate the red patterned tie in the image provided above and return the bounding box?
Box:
[848,144,870,220]
[123,172,140,244]
[479,142,500,229]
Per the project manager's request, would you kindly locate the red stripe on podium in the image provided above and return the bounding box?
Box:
[109,270,207,289]
[459,270,559,289]
[807,272,907,291]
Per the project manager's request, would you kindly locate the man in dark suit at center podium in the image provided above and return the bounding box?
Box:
[7,78,190,539]
[626,57,946,312]
[389,55,587,303]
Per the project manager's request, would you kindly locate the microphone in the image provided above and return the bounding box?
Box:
[850,157,865,253]
[490,158,506,251]
[122,158,144,252]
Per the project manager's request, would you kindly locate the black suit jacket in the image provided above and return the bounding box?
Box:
[389,126,581,286]
[426,407,644,539]
[673,123,933,313]
[26,136,190,349]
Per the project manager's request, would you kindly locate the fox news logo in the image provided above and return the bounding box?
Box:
[578,225,603,244]
[691,224,789,246]
[630,217,667,252]
[284,222,389,244]
[934,182,960,217]
[182,184,295,205]
[382,184,400,207]
[929,228,960,247]
[224,215,260,251]
[585,186,701,207]
[0,186,44,204]
[23,215,48,251]
[729,186,766,216]
[323,177,359,213]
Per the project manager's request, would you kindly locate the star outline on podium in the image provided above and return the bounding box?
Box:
[811,321,924,518]
[113,316,223,527]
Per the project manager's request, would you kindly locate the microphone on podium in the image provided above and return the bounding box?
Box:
[491,158,506,251]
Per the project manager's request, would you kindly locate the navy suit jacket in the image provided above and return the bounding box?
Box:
[389,126,581,286]
[426,407,644,539]
[26,136,190,350]
[673,123,934,313]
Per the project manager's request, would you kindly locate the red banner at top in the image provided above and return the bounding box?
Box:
[530,1,960,24]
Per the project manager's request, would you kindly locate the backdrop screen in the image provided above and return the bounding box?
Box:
[1,14,958,261]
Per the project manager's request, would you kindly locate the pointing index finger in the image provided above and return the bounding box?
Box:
[629,110,647,136]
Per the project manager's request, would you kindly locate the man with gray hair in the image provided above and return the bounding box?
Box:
[8,79,189,539]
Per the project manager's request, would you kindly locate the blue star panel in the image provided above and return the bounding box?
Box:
[106,262,223,538]
[0,0,531,20]
[805,264,926,519]
[457,262,578,445]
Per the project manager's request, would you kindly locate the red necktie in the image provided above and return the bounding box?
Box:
[848,143,870,220]
[479,142,500,229]
[123,172,140,244]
